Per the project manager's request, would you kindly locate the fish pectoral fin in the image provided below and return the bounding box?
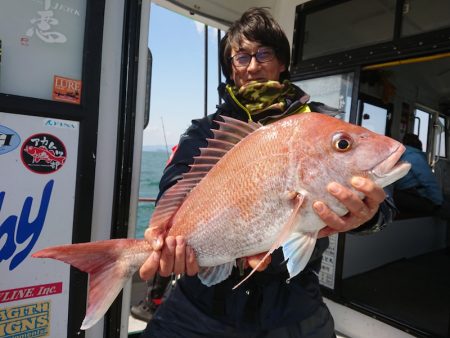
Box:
[232,193,305,289]
[198,261,235,287]
[271,192,305,251]
[282,231,318,280]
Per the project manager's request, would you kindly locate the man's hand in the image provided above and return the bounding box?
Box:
[314,176,385,238]
[139,228,199,281]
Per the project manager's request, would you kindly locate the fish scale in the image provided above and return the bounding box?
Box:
[162,113,410,282]
[171,149,292,265]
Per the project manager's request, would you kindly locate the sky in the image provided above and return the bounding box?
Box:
[143,3,222,147]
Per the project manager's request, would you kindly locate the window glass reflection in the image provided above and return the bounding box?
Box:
[402,0,450,36]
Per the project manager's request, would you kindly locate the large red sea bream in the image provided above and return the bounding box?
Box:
[33,112,411,329]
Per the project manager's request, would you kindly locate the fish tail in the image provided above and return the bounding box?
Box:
[32,239,151,330]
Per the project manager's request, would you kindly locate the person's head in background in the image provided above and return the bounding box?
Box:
[219,7,291,87]
[403,133,423,151]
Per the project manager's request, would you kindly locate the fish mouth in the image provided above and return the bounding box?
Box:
[369,144,411,188]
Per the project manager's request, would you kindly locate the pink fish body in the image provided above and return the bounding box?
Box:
[32,113,410,329]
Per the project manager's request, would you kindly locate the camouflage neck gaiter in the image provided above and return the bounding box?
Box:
[231,80,300,117]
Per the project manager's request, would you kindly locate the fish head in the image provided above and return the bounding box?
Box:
[290,113,410,213]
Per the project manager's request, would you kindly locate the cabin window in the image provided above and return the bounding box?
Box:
[301,0,396,60]
[0,0,86,102]
[294,72,354,122]
[293,0,450,75]
[413,107,431,151]
[401,0,450,37]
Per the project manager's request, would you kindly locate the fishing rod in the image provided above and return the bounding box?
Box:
[161,116,170,159]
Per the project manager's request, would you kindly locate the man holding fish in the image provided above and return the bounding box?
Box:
[139,7,398,338]
[33,6,408,334]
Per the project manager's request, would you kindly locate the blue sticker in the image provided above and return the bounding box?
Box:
[0,125,21,155]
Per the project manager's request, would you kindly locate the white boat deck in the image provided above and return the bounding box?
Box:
[128,315,147,335]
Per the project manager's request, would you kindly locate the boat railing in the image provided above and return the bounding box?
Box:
[138,197,157,203]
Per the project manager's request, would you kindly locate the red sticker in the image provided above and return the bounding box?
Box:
[21,133,66,174]
[53,75,82,104]
[0,282,63,304]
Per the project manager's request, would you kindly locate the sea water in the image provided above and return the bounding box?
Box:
[135,151,169,238]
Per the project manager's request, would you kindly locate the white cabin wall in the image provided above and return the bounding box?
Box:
[271,0,310,53]
[86,0,125,336]
[90,1,123,248]
[120,1,152,337]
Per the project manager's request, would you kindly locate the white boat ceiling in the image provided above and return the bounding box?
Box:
[152,0,310,30]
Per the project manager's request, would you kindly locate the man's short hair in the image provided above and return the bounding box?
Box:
[219,7,291,84]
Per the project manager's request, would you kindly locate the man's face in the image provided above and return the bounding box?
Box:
[230,39,286,88]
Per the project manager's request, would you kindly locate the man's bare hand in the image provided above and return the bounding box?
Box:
[314,176,385,238]
[139,229,199,280]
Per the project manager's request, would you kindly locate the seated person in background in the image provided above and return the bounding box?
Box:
[394,133,443,216]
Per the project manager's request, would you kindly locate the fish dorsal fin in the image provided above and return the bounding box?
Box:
[212,116,260,144]
[150,116,261,231]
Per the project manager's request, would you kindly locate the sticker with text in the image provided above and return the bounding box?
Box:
[0,125,21,155]
[0,283,62,304]
[22,0,71,45]
[52,75,81,104]
[0,301,51,337]
[44,119,78,130]
[0,180,53,271]
[21,134,66,174]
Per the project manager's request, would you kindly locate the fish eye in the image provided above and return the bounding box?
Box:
[332,133,353,152]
